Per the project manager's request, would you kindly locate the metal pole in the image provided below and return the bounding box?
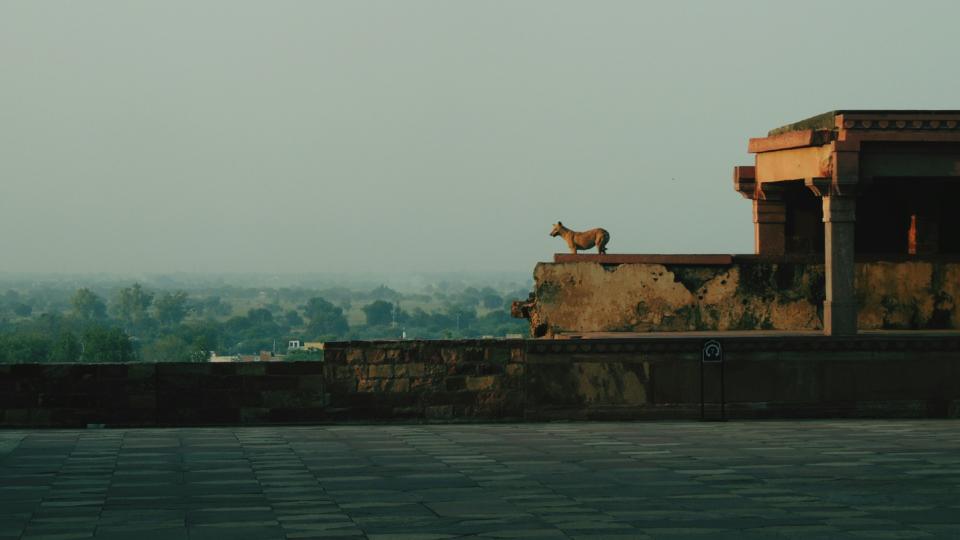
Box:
[720,359,725,420]
[699,358,704,420]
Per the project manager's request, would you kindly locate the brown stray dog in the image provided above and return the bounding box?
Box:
[550,221,610,254]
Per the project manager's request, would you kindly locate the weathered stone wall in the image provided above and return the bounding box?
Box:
[2,335,959,426]
[0,362,329,427]
[522,336,960,419]
[524,259,960,336]
[0,364,158,427]
[857,261,960,329]
[321,340,525,420]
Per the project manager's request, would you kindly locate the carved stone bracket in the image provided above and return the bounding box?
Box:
[804,177,832,198]
[733,166,757,199]
[805,176,860,200]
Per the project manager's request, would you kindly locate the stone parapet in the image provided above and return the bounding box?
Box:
[1,334,959,426]
[321,340,525,420]
[519,258,960,336]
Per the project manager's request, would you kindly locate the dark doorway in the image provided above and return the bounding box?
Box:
[782,181,824,254]
[857,178,960,256]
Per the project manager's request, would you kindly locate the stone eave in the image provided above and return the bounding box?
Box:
[748,129,835,154]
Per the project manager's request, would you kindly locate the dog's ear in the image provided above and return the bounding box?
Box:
[558,221,562,226]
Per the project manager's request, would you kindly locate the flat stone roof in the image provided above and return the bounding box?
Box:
[768,109,960,136]
[3,421,959,538]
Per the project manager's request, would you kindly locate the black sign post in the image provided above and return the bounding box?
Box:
[700,339,725,421]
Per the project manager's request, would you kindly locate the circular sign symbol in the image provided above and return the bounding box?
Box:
[702,340,723,363]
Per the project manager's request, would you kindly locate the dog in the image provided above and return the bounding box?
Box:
[550,221,610,254]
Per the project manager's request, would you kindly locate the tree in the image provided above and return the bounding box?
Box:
[224,315,252,336]
[114,284,154,333]
[0,333,51,363]
[369,285,400,301]
[154,291,189,326]
[11,302,32,317]
[142,335,192,362]
[362,300,394,327]
[446,304,477,330]
[71,288,107,320]
[199,296,231,317]
[284,310,304,328]
[304,297,336,321]
[81,326,136,363]
[303,297,348,338]
[481,293,503,310]
[50,332,82,362]
[246,308,274,326]
[17,312,70,338]
[175,320,221,360]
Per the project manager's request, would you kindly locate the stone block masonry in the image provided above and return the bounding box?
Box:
[322,340,524,420]
[1,334,959,427]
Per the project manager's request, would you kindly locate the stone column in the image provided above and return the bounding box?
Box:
[822,195,857,335]
[753,186,786,256]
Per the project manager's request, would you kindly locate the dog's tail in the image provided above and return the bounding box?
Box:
[599,229,610,254]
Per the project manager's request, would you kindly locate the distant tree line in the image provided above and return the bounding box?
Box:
[0,280,530,363]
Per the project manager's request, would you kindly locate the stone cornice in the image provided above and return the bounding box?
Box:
[838,113,960,131]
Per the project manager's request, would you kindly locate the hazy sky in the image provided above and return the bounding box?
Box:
[3,1,959,274]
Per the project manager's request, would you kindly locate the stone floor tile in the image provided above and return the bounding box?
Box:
[2,421,960,538]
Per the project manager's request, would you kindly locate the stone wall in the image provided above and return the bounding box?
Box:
[522,336,960,419]
[520,258,960,336]
[2,335,960,426]
[321,340,525,420]
[0,362,328,427]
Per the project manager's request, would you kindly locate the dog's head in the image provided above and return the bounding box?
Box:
[549,221,564,237]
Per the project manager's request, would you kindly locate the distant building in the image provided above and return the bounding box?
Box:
[208,351,282,362]
[209,352,238,363]
[288,339,324,352]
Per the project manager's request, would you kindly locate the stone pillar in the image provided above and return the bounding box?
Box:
[753,189,786,256]
[822,195,857,336]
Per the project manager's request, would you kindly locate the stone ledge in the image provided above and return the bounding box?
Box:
[3,333,960,427]
[533,332,960,353]
[552,254,734,265]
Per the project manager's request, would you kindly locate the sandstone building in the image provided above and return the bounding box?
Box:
[516,111,960,337]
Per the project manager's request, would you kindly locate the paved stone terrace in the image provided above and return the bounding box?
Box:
[1,421,959,540]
